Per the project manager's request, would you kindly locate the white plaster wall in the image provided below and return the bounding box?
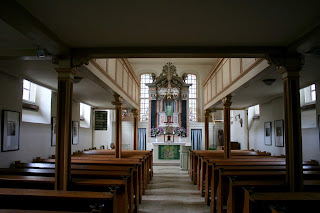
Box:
[302,127,320,162]
[248,97,285,156]
[93,110,113,149]
[0,74,92,168]
[230,110,247,150]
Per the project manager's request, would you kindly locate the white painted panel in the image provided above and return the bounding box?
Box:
[204,85,207,104]
[128,77,132,97]
[117,62,122,86]
[242,58,255,71]
[208,80,212,100]
[123,70,128,92]
[231,58,241,81]
[95,59,107,72]
[212,76,216,97]
[108,59,116,80]
[216,70,222,93]
[132,83,136,101]
[222,60,230,87]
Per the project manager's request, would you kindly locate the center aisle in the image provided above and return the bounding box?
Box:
[139,166,211,213]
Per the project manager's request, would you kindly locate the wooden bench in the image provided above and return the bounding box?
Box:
[0,175,127,213]
[0,188,115,213]
[216,169,320,213]
[205,161,319,205]
[227,178,320,213]
[243,190,320,213]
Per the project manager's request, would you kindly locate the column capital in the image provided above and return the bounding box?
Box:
[111,93,122,107]
[57,57,90,68]
[267,54,304,73]
[204,109,211,117]
[132,109,139,117]
[55,68,77,79]
[222,95,232,107]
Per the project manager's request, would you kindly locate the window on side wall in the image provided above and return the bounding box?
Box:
[22,79,38,110]
[80,103,91,128]
[22,80,52,124]
[300,84,316,107]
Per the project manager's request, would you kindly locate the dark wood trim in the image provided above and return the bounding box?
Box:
[71,46,285,59]
[301,103,316,111]
[22,102,39,111]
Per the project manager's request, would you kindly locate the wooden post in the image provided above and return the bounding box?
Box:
[280,66,303,192]
[55,68,76,190]
[132,109,138,150]
[204,109,210,150]
[222,95,232,159]
[268,54,304,192]
[112,94,122,158]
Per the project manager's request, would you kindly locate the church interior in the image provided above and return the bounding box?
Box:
[0,1,320,213]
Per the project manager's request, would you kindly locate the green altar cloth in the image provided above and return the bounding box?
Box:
[158,145,180,159]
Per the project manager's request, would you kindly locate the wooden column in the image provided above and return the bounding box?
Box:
[55,68,76,190]
[204,109,210,150]
[280,65,303,192]
[112,94,122,158]
[132,109,138,150]
[222,95,232,159]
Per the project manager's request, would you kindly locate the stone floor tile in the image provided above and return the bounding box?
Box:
[139,166,210,213]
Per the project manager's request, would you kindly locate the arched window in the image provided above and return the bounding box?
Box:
[140,74,153,121]
[185,74,197,121]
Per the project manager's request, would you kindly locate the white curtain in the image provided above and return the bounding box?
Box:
[138,128,146,150]
[191,129,202,150]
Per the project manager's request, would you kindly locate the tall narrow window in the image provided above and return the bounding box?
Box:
[185,74,197,121]
[23,79,36,103]
[301,84,316,105]
[140,74,153,121]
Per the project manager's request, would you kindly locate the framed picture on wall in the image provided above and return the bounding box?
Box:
[72,121,79,145]
[275,120,284,147]
[1,110,20,152]
[264,121,272,146]
[51,117,56,146]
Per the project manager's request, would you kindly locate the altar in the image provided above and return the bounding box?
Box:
[146,62,192,167]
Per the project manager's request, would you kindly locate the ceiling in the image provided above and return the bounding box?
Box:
[14,0,320,48]
[1,1,320,109]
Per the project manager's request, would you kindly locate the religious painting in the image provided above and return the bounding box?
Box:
[1,110,20,152]
[264,121,272,146]
[51,117,56,146]
[275,120,284,147]
[72,121,79,145]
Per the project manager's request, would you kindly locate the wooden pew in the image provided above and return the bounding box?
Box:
[216,169,320,213]
[243,190,320,213]
[34,158,146,197]
[0,175,127,213]
[0,188,115,213]
[11,164,138,213]
[16,161,143,208]
[75,150,153,180]
[205,160,318,206]
[227,178,320,213]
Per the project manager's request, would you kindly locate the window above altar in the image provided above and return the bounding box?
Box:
[185,74,197,122]
[140,74,153,121]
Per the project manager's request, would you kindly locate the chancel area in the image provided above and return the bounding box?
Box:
[1,1,320,213]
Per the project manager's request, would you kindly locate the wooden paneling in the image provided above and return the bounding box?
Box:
[222,60,230,87]
[231,58,241,81]
[202,58,264,107]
